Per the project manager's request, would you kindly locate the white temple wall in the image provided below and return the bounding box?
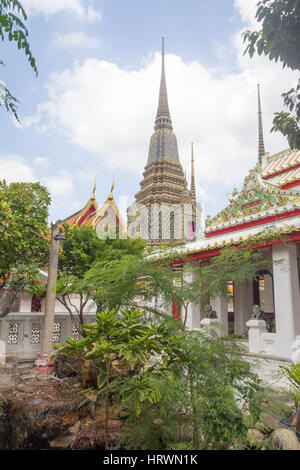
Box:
[234,283,253,336]
[211,294,228,334]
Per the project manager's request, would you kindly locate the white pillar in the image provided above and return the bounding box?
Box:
[246,319,267,354]
[273,244,300,358]
[184,262,201,330]
[211,294,228,335]
[234,283,253,336]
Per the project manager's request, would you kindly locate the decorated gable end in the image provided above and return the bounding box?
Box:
[205,163,300,238]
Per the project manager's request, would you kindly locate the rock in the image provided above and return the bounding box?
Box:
[247,429,265,449]
[68,420,81,435]
[269,428,300,450]
[71,421,122,450]
[54,353,83,379]
[80,360,100,388]
[17,384,35,394]
[49,434,75,449]
[0,399,9,449]
[260,412,287,432]
[0,364,20,389]
[290,405,300,433]
[3,381,88,449]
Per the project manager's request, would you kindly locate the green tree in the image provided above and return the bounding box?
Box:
[54,308,163,450]
[80,232,274,327]
[0,180,50,316]
[54,312,262,450]
[243,0,300,149]
[0,0,37,121]
[55,225,145,334]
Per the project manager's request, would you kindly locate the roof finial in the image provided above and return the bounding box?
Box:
[108,176,115,200]
[190,143,196,203]
[258,84,266,166]
[91,178,96,200]
[154,36,172,131]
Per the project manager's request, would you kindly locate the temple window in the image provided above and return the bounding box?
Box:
[170,212,175,240]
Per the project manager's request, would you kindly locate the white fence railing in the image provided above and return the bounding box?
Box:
[0,312,97,360]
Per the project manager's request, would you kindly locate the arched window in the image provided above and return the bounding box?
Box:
[159,211,162,240]
[170,212,175,240]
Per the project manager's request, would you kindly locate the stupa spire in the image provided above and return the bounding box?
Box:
[190,143,196,202]
[258,84,265,166]
[154,37,173,131]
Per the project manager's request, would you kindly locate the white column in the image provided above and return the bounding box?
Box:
[246,319,267,354]
[211,294,228,335]
[273,244,300,358]
[234,283,253,336]
[184,262,201,330]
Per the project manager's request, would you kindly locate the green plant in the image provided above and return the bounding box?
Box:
[0,0,37,121]
[281,363,300,406]
[243,0,300,149]
[53,309,163,450]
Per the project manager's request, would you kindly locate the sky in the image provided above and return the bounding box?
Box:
[0,0,298,227]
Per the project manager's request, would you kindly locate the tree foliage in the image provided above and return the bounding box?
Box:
[243,0,300,149]
[55,225,145,332]
[0,180,50,315]
[54,312,262,450]
[0,0,37,121]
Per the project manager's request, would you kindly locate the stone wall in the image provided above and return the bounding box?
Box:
[0,312,97,360]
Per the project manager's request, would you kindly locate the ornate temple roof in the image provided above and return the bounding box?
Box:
[152,214,300,260]
[147,37,180,166]
[262,149,300,188]
[62,181,98,228]
[205,167,300,236]
[62,179,126,235]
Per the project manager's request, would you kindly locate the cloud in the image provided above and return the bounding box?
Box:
[212,41,229,60]
[53,31,100,49]
[22,0,101,23]
[42,172,74,197]
[234,0,258,27]
[34,156,49,167]
[0,155,36,183]
[24,0,298,200]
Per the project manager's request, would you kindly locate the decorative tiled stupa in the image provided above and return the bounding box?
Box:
[128,38,202,245]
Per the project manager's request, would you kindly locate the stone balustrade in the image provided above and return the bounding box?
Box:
[0,312,97,360]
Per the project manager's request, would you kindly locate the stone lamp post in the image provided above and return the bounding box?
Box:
[35,221,65,375]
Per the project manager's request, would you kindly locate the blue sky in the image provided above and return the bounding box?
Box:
[0,0,298,227]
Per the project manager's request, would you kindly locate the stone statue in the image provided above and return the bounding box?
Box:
[251,304,274,333]
[205,305,217,319]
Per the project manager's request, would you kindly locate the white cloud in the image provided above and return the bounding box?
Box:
[25,0,298,196]
[0,155,36,183]
[53,31,100,49]
[34,156,49,167]
[234,0,258,27]
[22,0,101,23]
[212,41,229,60]
[42,172,74,197]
